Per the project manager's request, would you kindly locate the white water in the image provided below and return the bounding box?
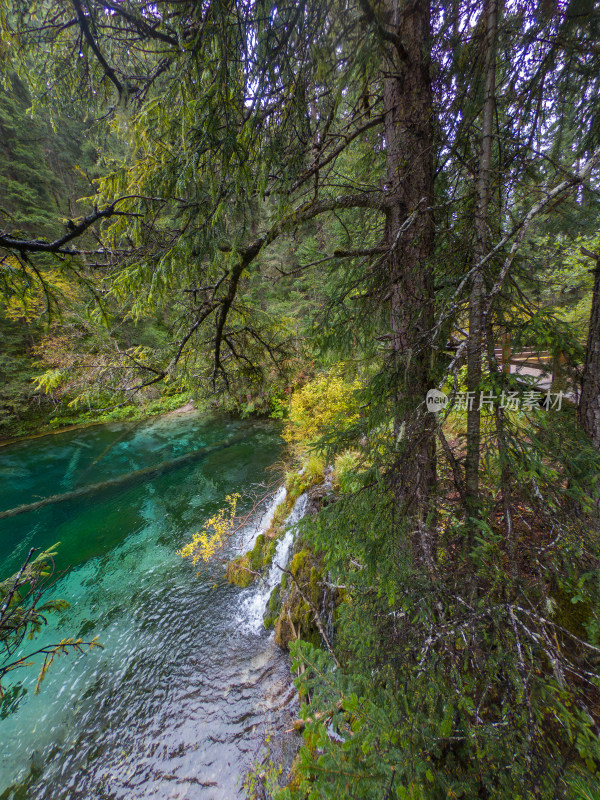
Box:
[239,484,287,553]
[240,492,309,633]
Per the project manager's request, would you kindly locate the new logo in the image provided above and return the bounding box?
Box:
[426,389,448,412]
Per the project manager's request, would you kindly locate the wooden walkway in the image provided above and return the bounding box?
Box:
[492,348,554,390]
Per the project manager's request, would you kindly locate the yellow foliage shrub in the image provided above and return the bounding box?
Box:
[177,493,240,568]
[283,370,361,454]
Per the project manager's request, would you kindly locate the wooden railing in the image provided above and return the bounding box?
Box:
[493,348,552,369]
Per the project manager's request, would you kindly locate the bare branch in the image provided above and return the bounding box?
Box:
[71,0,124,100]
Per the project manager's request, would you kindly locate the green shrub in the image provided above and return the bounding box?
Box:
[332,450,362,494]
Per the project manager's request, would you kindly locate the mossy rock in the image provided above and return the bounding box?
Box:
[245,532,280,576]
[289,549,323,607]
[264,584,281,629]
[289,548,310,574]
[271,495,294,529]
[274,612,295,648]
[274,546,325,650]
[288,482,308,504]
[249,534,266,571]
[226,554,255,588]
[275,598,320,650]
[262,538,277,568]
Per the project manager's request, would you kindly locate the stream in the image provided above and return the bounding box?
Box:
[0,412,299,799]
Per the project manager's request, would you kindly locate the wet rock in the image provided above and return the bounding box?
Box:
[272,547,326,650]
[226,554,254,587]
[306,466,335,510]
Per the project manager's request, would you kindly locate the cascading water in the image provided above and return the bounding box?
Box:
[237,484,287,554]
[239,492,309,634]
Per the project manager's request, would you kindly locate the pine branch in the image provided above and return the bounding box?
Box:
[0,196,144,254]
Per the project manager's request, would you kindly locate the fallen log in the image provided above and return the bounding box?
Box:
[0,434,250,521]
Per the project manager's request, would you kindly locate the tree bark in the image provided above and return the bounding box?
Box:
[579,249,600,448]
[381,0,436,560]
[465,0,499,511]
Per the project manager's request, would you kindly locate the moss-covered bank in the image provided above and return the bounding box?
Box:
[0,391,195,447]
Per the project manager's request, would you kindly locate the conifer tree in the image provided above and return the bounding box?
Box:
[2,4,600,794]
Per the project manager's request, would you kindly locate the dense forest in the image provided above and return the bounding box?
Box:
[2,0,600,797]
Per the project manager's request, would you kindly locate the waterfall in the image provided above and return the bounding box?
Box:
[239,492,309,633]
[239,484,287,553]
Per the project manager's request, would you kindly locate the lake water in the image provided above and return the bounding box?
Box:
[0,412,297,799]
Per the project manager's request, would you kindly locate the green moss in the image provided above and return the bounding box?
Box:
[271,497,292,529]
[269,584,281,613]
[249,534,265,571]
[242,532,280,577]
[309,566,320,606]
[226,554,254,588]
[289,548,310,574]
[264,585,282,629]
[274,546,325,650]
[286,470,308,503]
[263,538,277,567]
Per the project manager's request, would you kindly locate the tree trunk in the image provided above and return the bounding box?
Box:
[382,0,436,562]
[579,249,600,448]
[465,0,499,511]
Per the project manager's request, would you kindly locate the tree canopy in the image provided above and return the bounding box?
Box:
[2,0,600,796]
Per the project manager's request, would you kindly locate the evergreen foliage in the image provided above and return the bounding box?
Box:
[0,544,102,697]
[1,0,600,796]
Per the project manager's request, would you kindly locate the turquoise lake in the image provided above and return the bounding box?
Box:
[0,412,296,799]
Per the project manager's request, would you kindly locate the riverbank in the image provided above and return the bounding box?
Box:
[0,392,196,448]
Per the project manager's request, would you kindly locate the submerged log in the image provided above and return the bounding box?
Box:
[0,434,249,520]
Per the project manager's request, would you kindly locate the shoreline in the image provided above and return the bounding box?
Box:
[0,400,197,450]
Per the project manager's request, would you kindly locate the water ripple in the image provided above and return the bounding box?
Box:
[0,417,297,799]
